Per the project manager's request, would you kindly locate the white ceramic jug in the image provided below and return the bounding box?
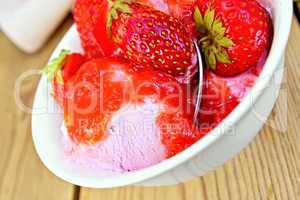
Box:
[0,0,74,53]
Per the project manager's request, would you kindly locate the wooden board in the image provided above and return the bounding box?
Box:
[0,15,299,200]
[0,16,77,200]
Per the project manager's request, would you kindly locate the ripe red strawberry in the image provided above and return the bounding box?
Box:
[61,53,86,80]
[44,50,86,106]
[64,58,202,146]
[166,0,198,37]
[63,58,134,144]
[166,0,196,17]
[157,111,210,157]
[46,52,203,150]
[138,0,170,14]
[199,70,239,125]
[194,0,273,77]
[138,0,198,37]
[73,0,118,58]
[108,1,197,80]
[132,65,208,157]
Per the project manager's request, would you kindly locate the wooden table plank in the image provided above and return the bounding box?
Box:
[79,17,300,200]
[0,16,76,200]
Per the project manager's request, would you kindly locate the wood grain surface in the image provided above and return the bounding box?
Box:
[0,15,299,200]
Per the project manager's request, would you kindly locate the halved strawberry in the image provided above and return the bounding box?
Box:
[62,53,86,80]
[44,50,86,106]
[63,57,201,145]
[73,0,119,58]
[199,70,239,125]
[157,111,210,157]
[63,58,133,144]
[133,66,206,157]
[46,53,202,150]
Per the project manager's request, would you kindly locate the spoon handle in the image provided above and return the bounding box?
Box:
[193,41,204,125]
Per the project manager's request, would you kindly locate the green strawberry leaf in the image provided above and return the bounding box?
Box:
[216,37,234,48]
[116,3,131,13]
[55,70,64,84]
[194,6,235,70]
[208,49,217,69]
[212,19,225,36]
[203,47,216,70]
[216,48,231,64]
[210,45,218,54]
[111,9,118,19]
[43,49,69,84]
[204,8,215,31]
[194,7,206,33]
[203,48,210,68]
[107,16,113,31]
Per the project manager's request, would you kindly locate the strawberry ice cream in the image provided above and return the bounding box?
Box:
[58,66,260,172]
[61,98,166,172]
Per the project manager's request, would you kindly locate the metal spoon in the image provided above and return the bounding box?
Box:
[193,41,204,125]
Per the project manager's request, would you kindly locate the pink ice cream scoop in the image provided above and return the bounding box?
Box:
[61,98,166,172]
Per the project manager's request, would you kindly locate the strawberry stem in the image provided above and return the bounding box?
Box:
[199,35,210,43]
[43,49,70,85]
[193,6,234,70]
[106,0,132,36]
[108,0,114,6]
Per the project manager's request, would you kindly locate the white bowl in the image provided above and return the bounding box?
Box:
[32,0,293,188]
